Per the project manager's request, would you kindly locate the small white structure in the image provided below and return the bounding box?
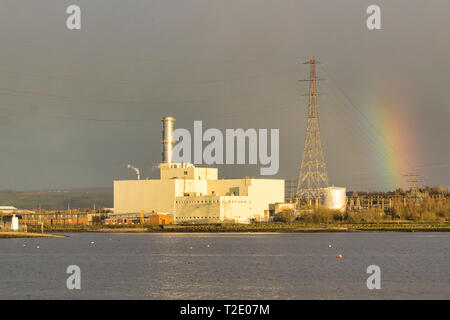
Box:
[11,215,19,232]
[322,187,346,212]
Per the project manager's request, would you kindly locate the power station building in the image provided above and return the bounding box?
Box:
[113,117,284,224]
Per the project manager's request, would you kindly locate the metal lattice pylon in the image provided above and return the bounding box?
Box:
[296,56,329,200]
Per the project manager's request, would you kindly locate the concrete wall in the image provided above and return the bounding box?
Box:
[175,195,221,223]
[247,179,285,219]
[174,195,252,223]
[114,179,209,214]
[220,196,252,223]
[208,178,285,218]
[173,179,208,196]
[161,166,218,180]
[207,179,251,196]
[114,180,176,214]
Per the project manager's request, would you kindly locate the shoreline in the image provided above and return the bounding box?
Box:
[2,226,449,238]
[21,222,450,235]
[0,232,66,239]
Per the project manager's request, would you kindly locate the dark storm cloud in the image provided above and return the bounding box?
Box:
[0,0,449,190]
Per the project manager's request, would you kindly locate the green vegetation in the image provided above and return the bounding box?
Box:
[390,197,450,221]
[149,222,450,232]
[286,195,450,225]
[278,209,296,223]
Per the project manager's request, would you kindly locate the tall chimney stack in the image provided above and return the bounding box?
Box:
[161,117,175,164]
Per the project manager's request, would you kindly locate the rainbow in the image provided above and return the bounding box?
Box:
[365,91,418,191]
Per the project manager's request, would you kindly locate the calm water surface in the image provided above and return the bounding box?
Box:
[0,232,449,299]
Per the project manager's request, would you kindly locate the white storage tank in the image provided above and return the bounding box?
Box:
[11,215,19,232]
[323,187,346,212]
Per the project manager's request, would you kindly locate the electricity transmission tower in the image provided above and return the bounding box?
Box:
[403,168,423,198]
[286,179,297,203]
[296,56,329,200]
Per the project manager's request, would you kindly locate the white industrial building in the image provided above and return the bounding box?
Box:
[114,117,285,224]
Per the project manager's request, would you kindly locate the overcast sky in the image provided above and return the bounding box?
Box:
[0,0,449,191]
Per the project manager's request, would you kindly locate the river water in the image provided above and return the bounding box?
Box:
[0,232,448,299]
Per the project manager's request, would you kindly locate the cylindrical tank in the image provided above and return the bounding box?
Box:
[11,215,19,232]
[323,187,346,212]
[161,117,176,164]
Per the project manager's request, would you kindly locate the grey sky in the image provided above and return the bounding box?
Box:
[0,0,449,191]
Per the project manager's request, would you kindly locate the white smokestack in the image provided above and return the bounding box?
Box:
[127,164,140,180]
[161,117,175,164]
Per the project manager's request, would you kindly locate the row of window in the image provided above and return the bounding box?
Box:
[177,216,219,220]
[175,200,248,204]
[13,214,87,218]
[176,200,218,204]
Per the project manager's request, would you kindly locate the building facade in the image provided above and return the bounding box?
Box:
[114,163,284,224]
[114,117,285,224]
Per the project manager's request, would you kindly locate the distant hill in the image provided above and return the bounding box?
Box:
[0,188,113,210]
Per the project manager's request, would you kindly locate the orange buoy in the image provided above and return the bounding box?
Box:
[189,246,193,250]
[206,244,210,248]
[337,254,343,259]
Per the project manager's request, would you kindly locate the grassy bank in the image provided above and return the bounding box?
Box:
[24,221,450,233]
[0,232,65,239]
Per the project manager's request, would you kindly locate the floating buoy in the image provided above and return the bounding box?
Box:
[23,244,26,247]
[36,246,40,249]
[206,244,210,248]
[90,241,95,245]
[328,244,332,248]
[189,246,193,250]
[337,254,343,259]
